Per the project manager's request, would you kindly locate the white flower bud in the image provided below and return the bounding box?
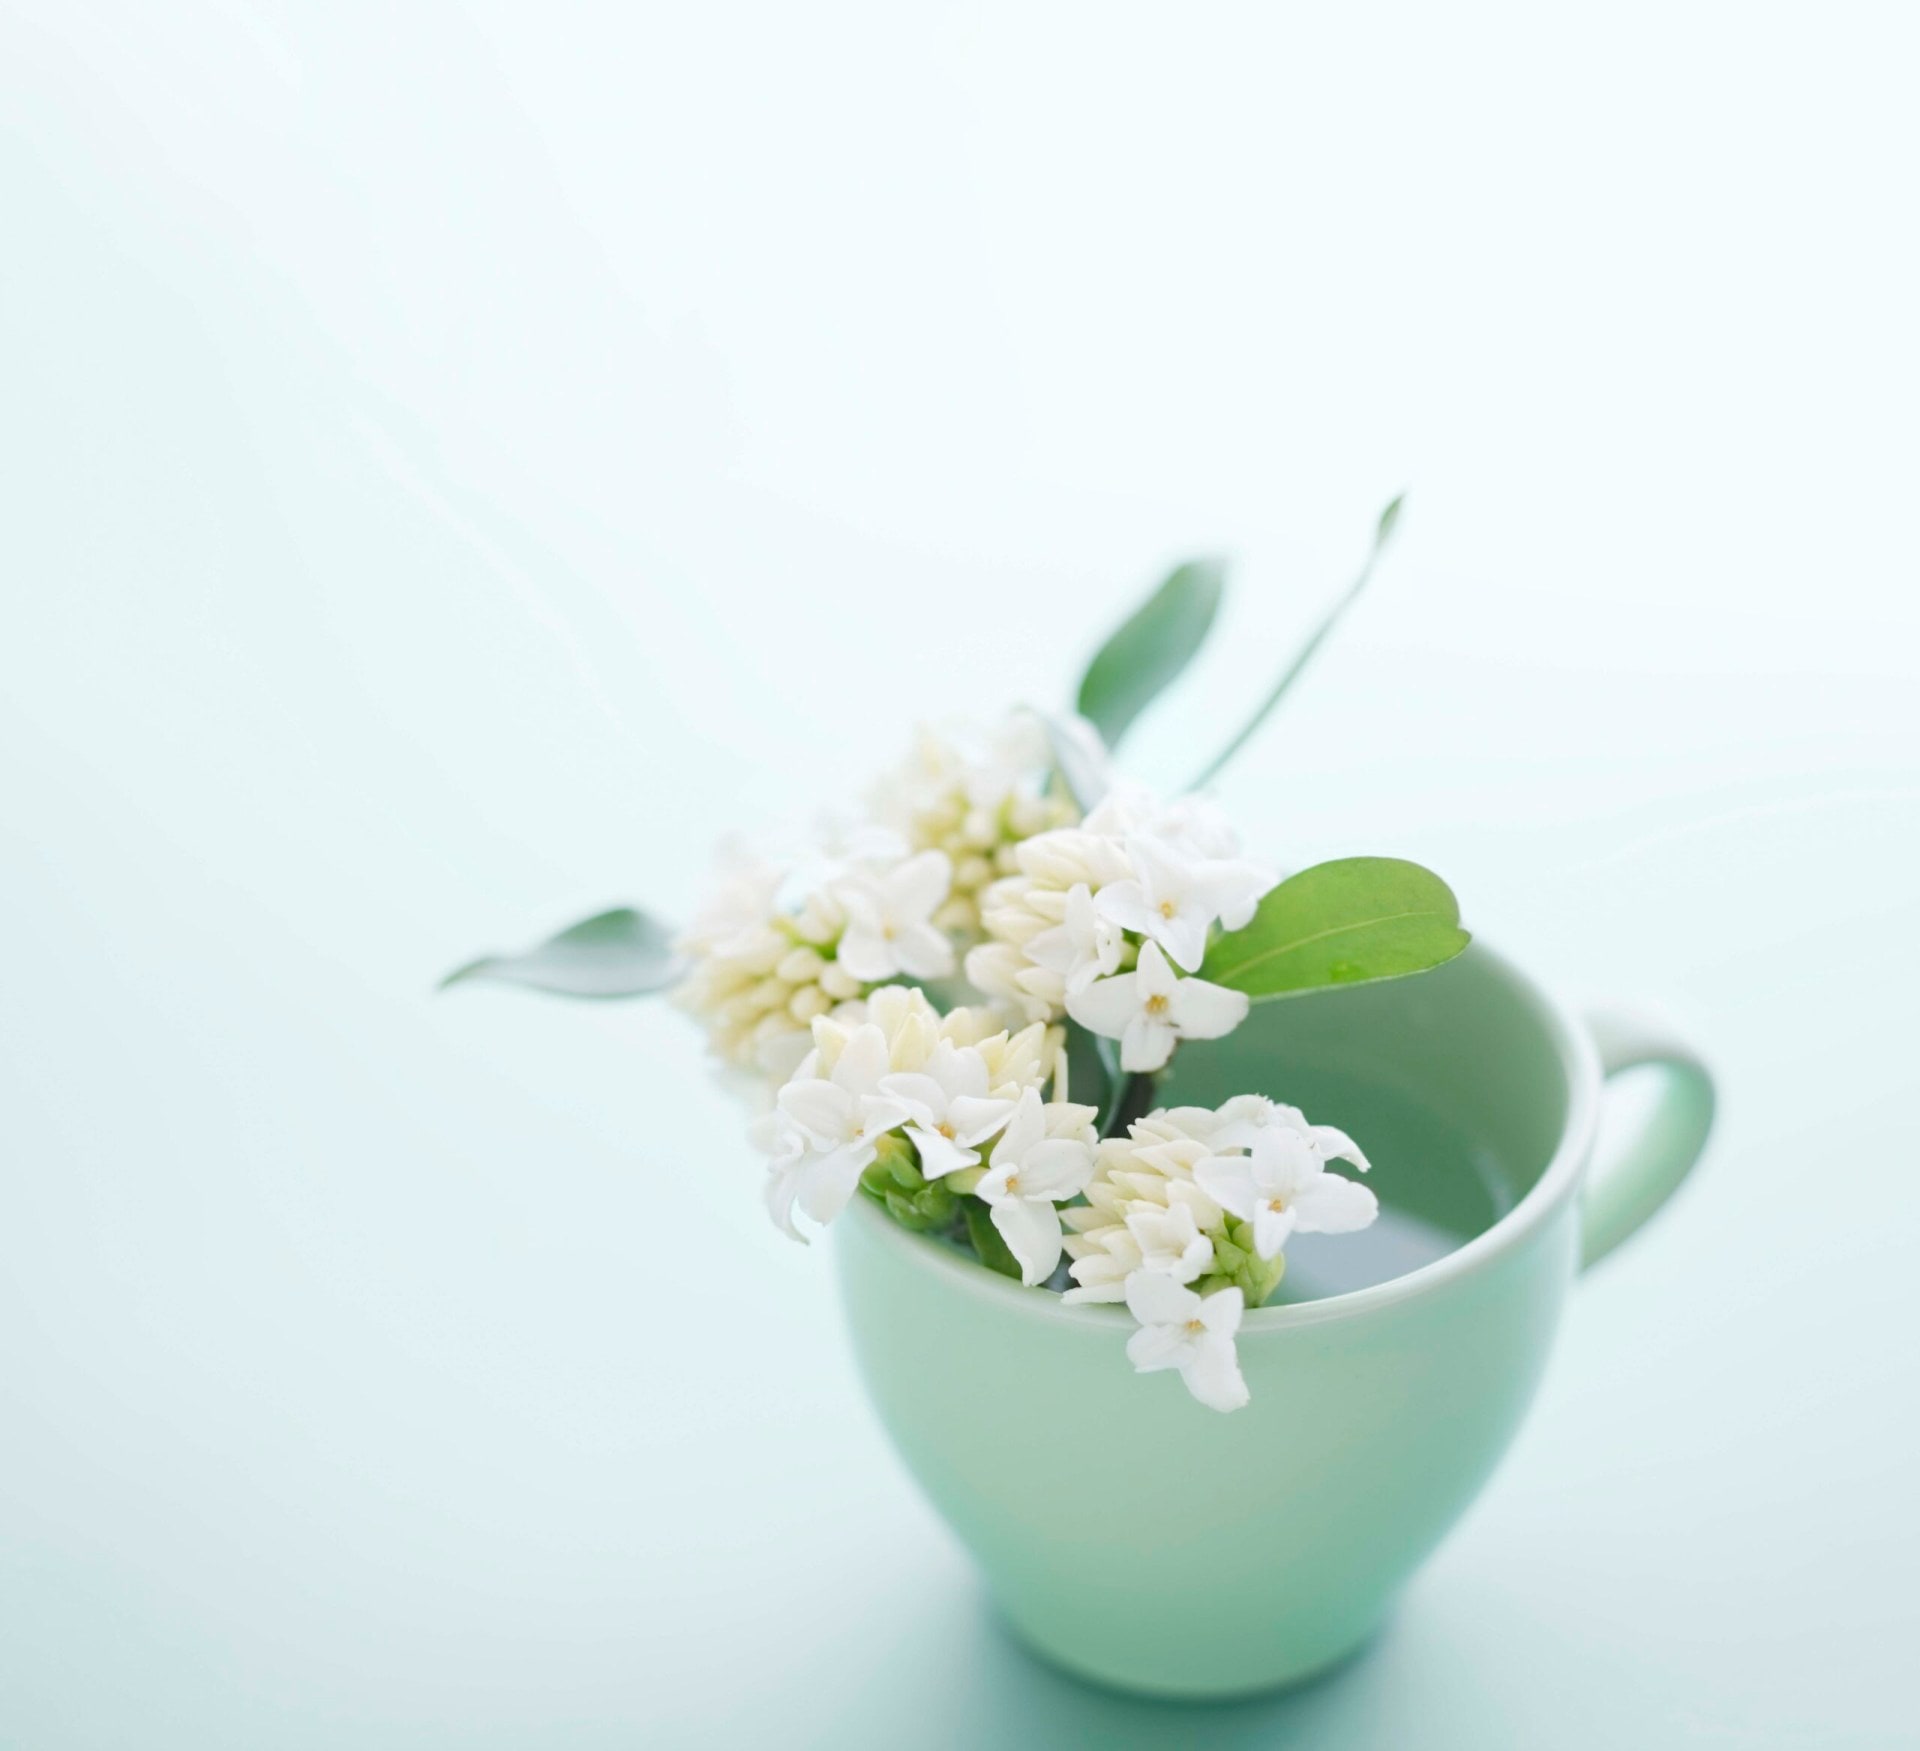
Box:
[818,961,863,1000]
[777,946,827,983]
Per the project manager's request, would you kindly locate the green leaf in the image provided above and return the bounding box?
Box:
[1075,558,1226,749]
[439,907,682,1000]
[1200,857,1469,1000]
[1188,494,1405,789]
[962,1198,1024,1280]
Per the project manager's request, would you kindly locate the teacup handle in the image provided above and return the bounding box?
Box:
[1578,1008,1716,1270]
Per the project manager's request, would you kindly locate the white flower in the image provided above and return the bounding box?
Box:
[772,1024,912,1227]
[879,1040,1017,1178]
[867,713,1081,936]
[1066,940,1250,1072]
[1123,1273,1249,1413]
[1123,1196,1215,1283]
[1022,881,1123,996]
[1202,1094,1372,1170]
[1196,1124,1378,1260]
[832,850,956,983]
[749,1107,813,1242]
[675,840,857,1074]
[973,1089,1096,1285]
[1095,835,1276,970]
[1061,1122,1227,1302]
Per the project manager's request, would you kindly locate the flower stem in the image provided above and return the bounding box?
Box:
[1103,1069,1160,1139]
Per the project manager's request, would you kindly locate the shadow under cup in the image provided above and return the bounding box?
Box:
[835,946,1606,1700]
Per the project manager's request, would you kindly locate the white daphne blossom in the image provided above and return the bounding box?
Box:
[1094,836,1275,971]
[1065,940,1250,1073]
[868,713,1081,938]
[675,833,960,1078]
[1062,1108,1230,1303]
[1124,1196,1215,1283]
[880,1040,1017,1178]
[756,986,1065,1242]
[1065,1095,1380,1412]
[1196,1113,1376,1260]
[832,849,956,984]
[769,1024,912,1232]
[1123,1274,1249,1414]
[1021,881,1123,996]
[973,1088,1098,1285]
[964,785,1275,1064]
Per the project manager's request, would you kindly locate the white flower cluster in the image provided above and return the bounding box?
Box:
[673,840,958,1077]
[1061,1097,1378,1411]
[869,715,1082,938]
[964,786,1279,1071]
[675,712,1084,1079]
[753,987,1100,1284]
[679,719,1390,1418]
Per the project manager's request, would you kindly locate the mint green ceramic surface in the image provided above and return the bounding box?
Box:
[834,945,1714,1698]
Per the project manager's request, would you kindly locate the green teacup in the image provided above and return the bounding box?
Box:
[834,943,1714,1698]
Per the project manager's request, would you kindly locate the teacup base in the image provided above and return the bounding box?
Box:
[994,1585,1388,1701]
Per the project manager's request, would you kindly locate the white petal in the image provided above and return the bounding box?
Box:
[1310,1124,1372,1173]
[1252,1202,1295,1259]
[1015,1138,1095,1200]
[946,1094,1017,1148]
[1180,1332,1249,1412]
[1119,1013,1175,1073]
[1167,975,1249,1041]
[991,1197,1064,1286]
[832,1024,894,1094]
[909,1124,980,1179]
[888,849,952,918]
[1251,1124,1318,1193]
[1131,939,1178,999]
[855,1094,912,1139]
[992,1087,1045,1161]
[796,1145,871,1224]
[1291,1172,1380,1235]
[1207,860,1278,931]
[880,1072,949,1126]
[891,922,956,981]
[1092,881,1157,937]
[778,1079,853,1148]
[1125,1323,1191,1374]
[1126,835,1194,903]
[1065,971,1142,1040]
[1156,911,1212,973]
[764,1162,807,1243]
[1194,1154,1259,1222]
[1022,920,1077,975]
[832,925,893,984]
[973,1161,1016,1203]
[1125,1269,1200,1328]
[1198,1285,1244,1336]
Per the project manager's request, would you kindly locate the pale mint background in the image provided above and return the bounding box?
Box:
[2,5,1917,1747]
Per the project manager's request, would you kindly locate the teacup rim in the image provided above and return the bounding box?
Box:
[840,942,1603,1335]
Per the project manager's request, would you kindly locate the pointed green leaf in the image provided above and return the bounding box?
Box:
[1188,494,1405,789]
[1200,857,1469,999]
[440,907,682,1000]
[1075,558,1226,749]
